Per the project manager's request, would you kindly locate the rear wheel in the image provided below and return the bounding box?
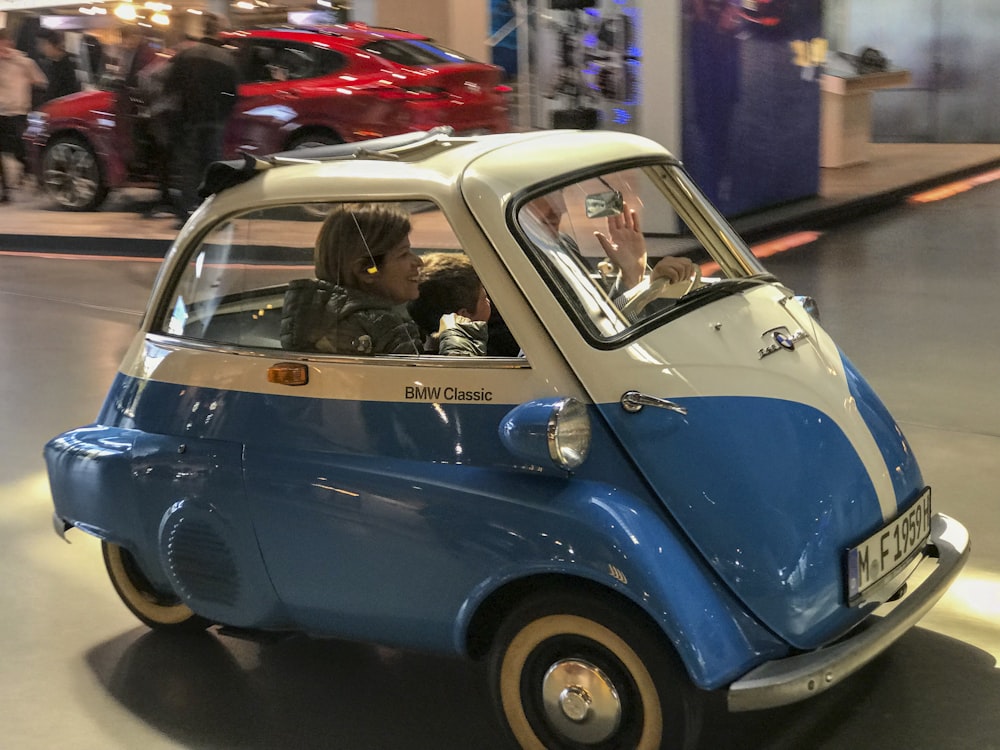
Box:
[41,134,109,211]
[102,541,209,631]
[489,591,702,750]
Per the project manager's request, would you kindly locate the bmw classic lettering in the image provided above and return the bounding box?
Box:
[404,385,494,402]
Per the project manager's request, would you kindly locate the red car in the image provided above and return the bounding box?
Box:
[25,23,512,210]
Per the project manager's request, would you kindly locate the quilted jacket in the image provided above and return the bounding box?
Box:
[281,279,422,355]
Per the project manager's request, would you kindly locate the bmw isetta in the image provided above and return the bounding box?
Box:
[45,128,969,749]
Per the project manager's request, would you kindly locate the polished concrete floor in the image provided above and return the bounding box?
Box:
[1,177,999,748]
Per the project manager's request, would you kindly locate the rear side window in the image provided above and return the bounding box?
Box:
[362,39,472,66]
[239,40,347,83]
[155,201,519,358]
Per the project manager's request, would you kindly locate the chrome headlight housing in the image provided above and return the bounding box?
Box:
[499,397,592,472]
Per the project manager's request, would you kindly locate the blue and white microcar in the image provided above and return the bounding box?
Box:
[45,129,969,750]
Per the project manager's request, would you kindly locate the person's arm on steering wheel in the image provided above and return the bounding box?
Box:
[649,255,699,284]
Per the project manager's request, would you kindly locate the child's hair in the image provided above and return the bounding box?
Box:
[314,202,411,288]
[408,253,483,335]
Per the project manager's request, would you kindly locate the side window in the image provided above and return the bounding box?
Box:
[156,201,519,358]
[312,46,348,76]
[158,209,317,348]
[240,42,276,83]
[240,41,346,83]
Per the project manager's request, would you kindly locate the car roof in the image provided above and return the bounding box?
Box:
[199,129,676,208]
[223,22,428,48]
[200,128,455,198]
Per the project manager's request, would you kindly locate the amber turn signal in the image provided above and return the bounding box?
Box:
[267,362,309,386]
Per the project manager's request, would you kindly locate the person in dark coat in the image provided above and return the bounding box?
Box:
[81,34,104,81]
[115,25,168,213]
[119,24,156,89]
[36,28,80,103]
[161,12,239,226]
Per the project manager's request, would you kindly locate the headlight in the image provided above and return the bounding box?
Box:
[547,398,591,470]
[499,397,592,472]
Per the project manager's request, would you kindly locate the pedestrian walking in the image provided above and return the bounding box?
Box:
[114,24,170,214]
[161,12,238,228]
[119,24,156,89]
[35,28,80,103]
[0,27,47,202]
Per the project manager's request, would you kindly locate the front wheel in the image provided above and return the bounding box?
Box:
[102,541,209,631]
[41,134,109,211]
[489,591,702,750]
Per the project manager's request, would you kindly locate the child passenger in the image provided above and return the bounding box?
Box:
[408,253,492,356]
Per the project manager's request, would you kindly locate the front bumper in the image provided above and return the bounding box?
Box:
[727,513,969,711]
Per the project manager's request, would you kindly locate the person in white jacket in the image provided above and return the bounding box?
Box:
[0,27,47,202]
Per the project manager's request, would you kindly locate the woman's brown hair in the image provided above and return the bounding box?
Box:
[314,202,411,288]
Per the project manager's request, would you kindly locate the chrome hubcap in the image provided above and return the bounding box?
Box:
[541,658,621,743]
[43,142,99,208]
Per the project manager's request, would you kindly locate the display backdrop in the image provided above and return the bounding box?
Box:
[490,0,825,218]
[681,0,824,216]
[532,0,643,133]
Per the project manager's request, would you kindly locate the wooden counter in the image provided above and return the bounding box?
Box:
[820,69,912,168]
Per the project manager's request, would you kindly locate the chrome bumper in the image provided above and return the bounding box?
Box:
[727,513,970,712]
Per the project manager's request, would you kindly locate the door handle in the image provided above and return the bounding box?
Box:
[620,390,687,415]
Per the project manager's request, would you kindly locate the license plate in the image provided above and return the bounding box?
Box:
[846,489,932,602]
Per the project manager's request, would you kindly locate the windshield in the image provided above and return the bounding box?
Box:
[513,162,769,343]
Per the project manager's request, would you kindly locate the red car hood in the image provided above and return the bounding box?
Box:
[40,88,116,119]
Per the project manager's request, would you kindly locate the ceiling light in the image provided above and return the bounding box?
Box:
[114,2,137,20]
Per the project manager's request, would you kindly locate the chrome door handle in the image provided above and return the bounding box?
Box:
[620,390,688,415]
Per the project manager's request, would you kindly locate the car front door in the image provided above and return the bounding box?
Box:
[226,38,350,156]
[156,199,588,650]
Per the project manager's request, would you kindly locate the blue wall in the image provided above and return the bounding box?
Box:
[681,0,824,217]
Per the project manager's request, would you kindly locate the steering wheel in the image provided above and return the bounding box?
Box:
[620,268,702,318]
